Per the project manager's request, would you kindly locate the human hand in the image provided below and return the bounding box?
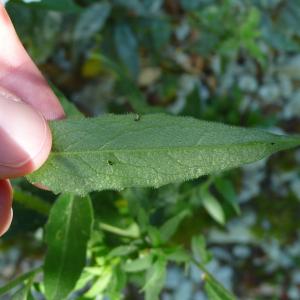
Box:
[0,4,65,236]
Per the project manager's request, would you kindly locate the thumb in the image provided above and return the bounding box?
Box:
[0,89,52,237]
[0,88,52,179]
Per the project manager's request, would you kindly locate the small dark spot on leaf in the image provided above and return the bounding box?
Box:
[271,142,275,145]
[108,160,114,166]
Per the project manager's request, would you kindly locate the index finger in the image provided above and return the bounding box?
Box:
[0,3,65,120]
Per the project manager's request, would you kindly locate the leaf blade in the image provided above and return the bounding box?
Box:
[201,191,225,225]
[27,114,300,195]
[44,194,93,300]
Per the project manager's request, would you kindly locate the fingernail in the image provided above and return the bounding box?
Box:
[0,179,12,237]
[0,208,12,236]
[0,92,48,170]
[34,182,50,191]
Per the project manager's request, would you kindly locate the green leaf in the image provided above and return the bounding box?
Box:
[214,177,240,214]
[44,194,93,300]
[107,265,126,299]
[0,267,42,298]
[84,268,112,298]
[109,245,137,257]
[13,189,51,216]
[193,260,236,300]
[51,84,83,118]
[15,0,81,12]
[73,3,111,41]
[114,23,139,77]
[147,226,162,247]
[191,235,212,264]
[101,55,162,113]
[201,191,225,225]
[180,0,203,11]
[74,272,94,291]
[99,222,140,238]
[143,257,166,300]
[165,247,190,263]
[11,286,30,300]
[123,255,152,272]
[113,0,145,14]
[27,114,300,195]
[204,276,236,300]
[160,210,190,242]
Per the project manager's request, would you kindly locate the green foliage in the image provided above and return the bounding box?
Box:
[44,194,93,300]
[201,190,226,225]
[27,114,300,194]
[13,0,81,12]
[3,0,300,299]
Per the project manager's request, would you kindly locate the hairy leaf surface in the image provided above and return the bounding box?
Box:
[27,114,300,195]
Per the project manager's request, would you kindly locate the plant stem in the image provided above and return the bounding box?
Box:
[99,222,139,239]
[13,189,51,216]
[0,266,43,297]
[191,258,236,299]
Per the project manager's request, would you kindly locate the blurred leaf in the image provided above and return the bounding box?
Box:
[214,177,240,214]
[123,255,152,272]
[84,268,112,298]
[181,87,202,118]
[6,4,62,63]
[99,222,140,238]
[142,0,163,13]
[102,54,162,113]
[180,0,206,11]
[191,235,212,264]
[14,0,81,12]
[201,190,225,225]
[44,194,93,300]
[204,275,236,300]
[112,0,144,14]
[13,189,51,216]
[165,247,190,263]
[0,267,42,298]
[109,245,137,257]
[73,3,111,41]
[51,85,83,118]
[148,226,162,247]
[74,271,94,291]
[261,15,299,51]
[160,210,190,242]
[143,257,166,300]
[114,23,139,77]
[11,285,31,300]
[107,265,126,299]
[149,18,172,50]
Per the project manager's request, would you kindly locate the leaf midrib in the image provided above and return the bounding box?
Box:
[50,197,74,300]
[50,140,280,156]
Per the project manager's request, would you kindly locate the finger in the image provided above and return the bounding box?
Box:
[0,179,12,237]
[0,89,52,178]
[0,4,65,121]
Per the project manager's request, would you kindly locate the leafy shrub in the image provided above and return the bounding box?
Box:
[2,0,300,299]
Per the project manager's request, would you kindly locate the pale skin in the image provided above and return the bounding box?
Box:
[0,4,65,236]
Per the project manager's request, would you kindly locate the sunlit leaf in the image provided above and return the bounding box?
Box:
[123,255,152,273]
[201,191,225,225]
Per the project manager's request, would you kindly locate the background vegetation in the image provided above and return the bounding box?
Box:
[1,0,300,299]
